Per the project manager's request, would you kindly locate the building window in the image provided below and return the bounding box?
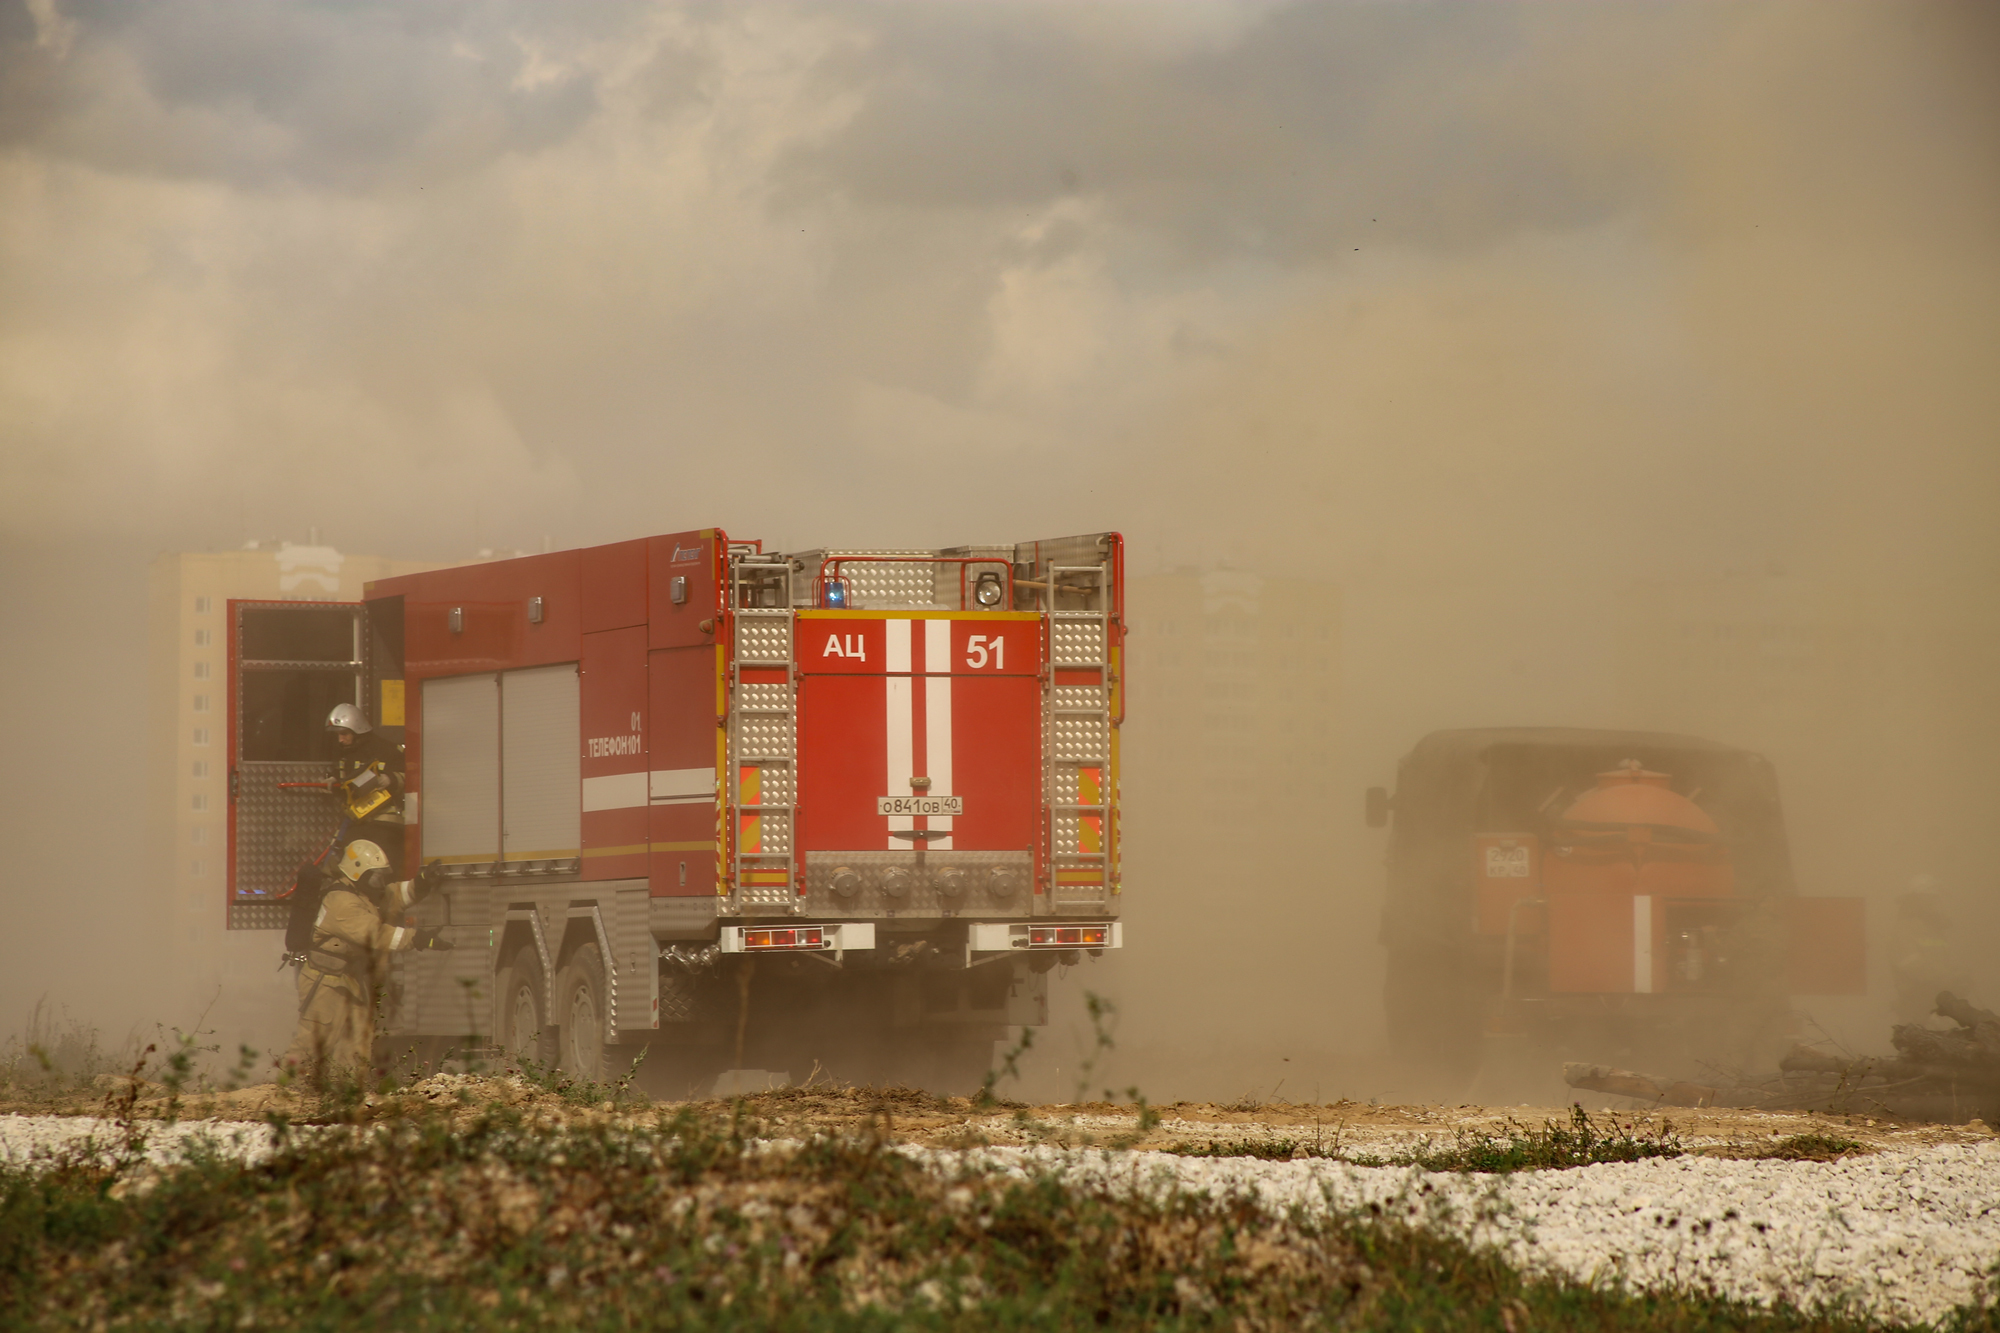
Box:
[194,596,212,614]
[192,694,209,712]
[192,728,210,746]
[193,628,212,647]
[191,860,204,876]
[191,760,209,778]
[191,794,209,812]
[192,661,211,680]
[191,826,206,845]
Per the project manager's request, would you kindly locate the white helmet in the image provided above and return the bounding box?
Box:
[337,840,390,883]
[326,702,372,735]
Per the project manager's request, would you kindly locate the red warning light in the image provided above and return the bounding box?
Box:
[1026,925,1109,948]
[742,927,826,951]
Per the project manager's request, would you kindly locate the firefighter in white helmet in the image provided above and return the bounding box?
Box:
[281,838,449,1085]
[324,701,406,872]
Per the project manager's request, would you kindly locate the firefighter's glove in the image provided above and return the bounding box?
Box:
[412,927,455,952]
[413,860,444,902]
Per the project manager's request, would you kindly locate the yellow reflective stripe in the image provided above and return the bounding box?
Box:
[581,840,719,859]
[716,640,730,888]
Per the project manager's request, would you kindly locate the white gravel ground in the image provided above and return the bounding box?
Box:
[7,1112,1996,1325]
[950,1140,2000,1327]
[0,1113,289,1170]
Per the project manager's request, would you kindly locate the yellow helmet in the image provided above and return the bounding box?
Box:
[337,840,390,883]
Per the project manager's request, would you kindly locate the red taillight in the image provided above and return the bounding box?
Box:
[1027,925,1109,948]
[743,926,826,951]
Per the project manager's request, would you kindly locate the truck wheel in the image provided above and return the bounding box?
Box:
[1383,946,1482,1083]
[497,946,552,1068]
[555,943,614,1085]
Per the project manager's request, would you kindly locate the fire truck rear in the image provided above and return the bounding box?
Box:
[225,530,1124,1092]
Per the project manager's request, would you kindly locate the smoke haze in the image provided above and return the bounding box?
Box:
[2,1,1995,1100]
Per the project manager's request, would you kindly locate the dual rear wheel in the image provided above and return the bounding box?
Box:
[495,942,617,1084]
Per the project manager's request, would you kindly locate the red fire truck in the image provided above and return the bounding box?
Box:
[227,530,1125,1093]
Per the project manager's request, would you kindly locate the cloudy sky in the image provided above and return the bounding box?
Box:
[1,2,1996,1079]
[3,0,1992,579]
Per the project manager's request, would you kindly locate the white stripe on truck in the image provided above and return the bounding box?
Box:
[581,771,647,812]
[1633,895,1653,994]
[885,620,913,848]
[924,622,954,848]
[650,767,716,804]
[581,768,718,812]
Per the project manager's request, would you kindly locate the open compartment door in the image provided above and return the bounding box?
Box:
[226,600,372,929]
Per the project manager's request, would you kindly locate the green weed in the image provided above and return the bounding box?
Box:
[0,1000,126,1106]
[506,1048,651,1111]
[1168,1137,1334,1161]
[1360,1105,1685,1173]
[1166,1105,1686,1173]
[1748,1133,1869,1162]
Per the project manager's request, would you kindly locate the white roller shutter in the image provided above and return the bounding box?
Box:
[420,674,499,864]
[502,663,580,863]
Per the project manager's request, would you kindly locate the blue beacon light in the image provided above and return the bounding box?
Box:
[824,579,847,609]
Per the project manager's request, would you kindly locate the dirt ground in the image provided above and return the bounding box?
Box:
[15,1076,1991,1158]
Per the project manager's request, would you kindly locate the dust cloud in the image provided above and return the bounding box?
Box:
[1,2,1995,1104]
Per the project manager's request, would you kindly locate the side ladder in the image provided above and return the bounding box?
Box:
[1045,564,1112,912]
[728,559,798,914]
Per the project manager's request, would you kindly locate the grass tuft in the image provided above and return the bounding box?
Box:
[1746,1133,1868,1162]
[1168,1137,1334,1161]
[1165,1105,1685,1174]
[1373,1104,1686,1173]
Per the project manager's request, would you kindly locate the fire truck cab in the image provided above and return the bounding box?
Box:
[226,529,1125,1093]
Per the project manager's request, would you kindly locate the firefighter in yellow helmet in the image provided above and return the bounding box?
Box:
[281,839,449,1085]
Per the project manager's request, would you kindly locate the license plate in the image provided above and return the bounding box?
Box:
[877,795,964,817]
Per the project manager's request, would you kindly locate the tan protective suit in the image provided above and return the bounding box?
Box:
[281,878,423,1083]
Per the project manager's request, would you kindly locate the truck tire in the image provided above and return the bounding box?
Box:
[555,943,615,1085]
[1383,945,1482,1083]
[497,946,552,1068]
